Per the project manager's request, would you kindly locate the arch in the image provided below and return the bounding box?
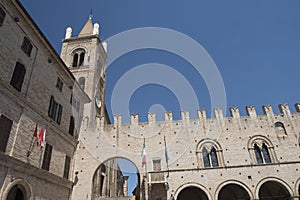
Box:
[2,179,32,200]
[174,182,212,200]
[215,180,253,200]
[275,121,287,137]
[196,139,224,168]
[255,177,293,200]
[78,77,85,91]
[295,177,300,197]
[248,135,277,164]
[91,157,140,199]
[71,48,86,67]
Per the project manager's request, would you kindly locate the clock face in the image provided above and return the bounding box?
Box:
[95,91,102,108]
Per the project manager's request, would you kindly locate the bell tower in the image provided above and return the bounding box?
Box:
[60,16,108,129]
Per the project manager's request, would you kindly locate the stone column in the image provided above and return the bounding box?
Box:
[123,176,129,196]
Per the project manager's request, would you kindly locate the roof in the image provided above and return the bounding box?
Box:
[79,17,93,36]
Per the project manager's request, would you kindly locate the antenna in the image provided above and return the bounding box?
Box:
[89,9,93,19]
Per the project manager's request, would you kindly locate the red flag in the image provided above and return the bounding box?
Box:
[38,125,46,148]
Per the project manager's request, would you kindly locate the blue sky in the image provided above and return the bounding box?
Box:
[20,0,300,123]
[19,0,300,195]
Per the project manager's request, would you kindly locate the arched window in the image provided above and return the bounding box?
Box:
[197,140,224,168]
[248,136,276,165]
[79,52,85,66]
[72,54,78,67]
[78,77,85,91]
[275,122,287,137]
[254,144,263,164]
[72,49,85,67]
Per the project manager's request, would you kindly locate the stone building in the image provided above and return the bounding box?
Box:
[0,0,89,199]
[1,0,300,200]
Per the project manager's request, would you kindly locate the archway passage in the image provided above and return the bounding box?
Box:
[218,183,250,200]
[259,181,291,200]
[6,184,26,200]
[177,186,208,200]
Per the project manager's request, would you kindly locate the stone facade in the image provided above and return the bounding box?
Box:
[1,1,300,200]
[0,0,89,199]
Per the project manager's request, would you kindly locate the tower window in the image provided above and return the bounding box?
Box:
[48,96,63,124]
[0,7,6,26]
[63,155,71,179]
[78,77,85,91]
[21,37,33,57]
[10,62,26,92]
[42,143,52,171]
[72,49,85,67]
[0,115,13,152]
[55,77,63,92]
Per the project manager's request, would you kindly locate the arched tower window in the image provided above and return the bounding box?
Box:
[72,48,85,67]
[275,122,287,137]
[78,77,85,91]
[248,136,276,165]
[196,140,224,168]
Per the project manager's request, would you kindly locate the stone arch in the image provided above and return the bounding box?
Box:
[255,177,293,199]
[247,135,277,164]
[295,177,300,197]
[71,47,87,67]
[174,182,212,200]
[91,156,141,200]
[215,180,253,200]
[196,139,224,168]
[2,179,32,200]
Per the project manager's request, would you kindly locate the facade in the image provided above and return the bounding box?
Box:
[1,1,300,200]
[0,0,89,199]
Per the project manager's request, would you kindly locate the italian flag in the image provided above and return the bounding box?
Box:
[141,138,146,167]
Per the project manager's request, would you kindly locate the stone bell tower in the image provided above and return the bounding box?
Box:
[60,16,109,130]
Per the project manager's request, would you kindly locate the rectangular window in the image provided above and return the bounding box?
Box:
[68,116,75,136]
[10,62,26,92]
[21,37,33,57]
[42,143,52,171]
[48,96,63,124]
[152,159,161,171]
[70,94,80,112]
[63,155,71,179]
[55,77,63,92]
[0,7,6,26]
[0,115,13,152]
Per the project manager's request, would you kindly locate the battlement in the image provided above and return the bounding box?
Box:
[108,103,300,126]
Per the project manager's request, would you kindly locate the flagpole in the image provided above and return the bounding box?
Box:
[164,136,170,178]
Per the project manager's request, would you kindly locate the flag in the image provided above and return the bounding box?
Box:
[164,136,170,163]
[33,123,38,138]
[141,138,146,167]
[38,125,46,148]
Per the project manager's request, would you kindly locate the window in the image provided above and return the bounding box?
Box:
[42,143,52,171]
[196,140,224,168]
[10,62,26,92]
[48,96,63,124]
[70,94,80,112]
[0,7,6,26]
[248,136,275,164]
[55,77,63,92]
[63,155,71,179]
[68,116,75,136]
[72,49,85,67]
[202,147,219,168]
[275,122,287,137]
[0,115,13,152]
[21,37,33,57]
[152,159,161,171]
[78,77,85,91]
